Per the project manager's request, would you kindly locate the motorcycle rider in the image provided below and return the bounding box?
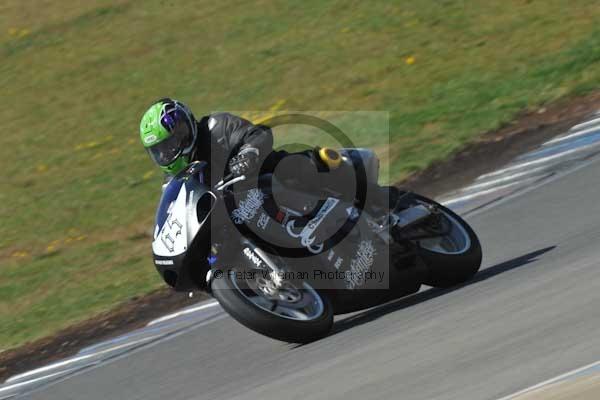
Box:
[139,98,396,211]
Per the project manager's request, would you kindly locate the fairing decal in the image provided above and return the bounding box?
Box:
[155,178,184,236]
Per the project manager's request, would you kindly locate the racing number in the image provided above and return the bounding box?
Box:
[161,216,183,252]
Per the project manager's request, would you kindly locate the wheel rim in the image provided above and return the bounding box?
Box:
[417,205,471,255]
[229,269,325,321]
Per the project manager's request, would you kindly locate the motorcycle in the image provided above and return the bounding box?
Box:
[151,148,482,342]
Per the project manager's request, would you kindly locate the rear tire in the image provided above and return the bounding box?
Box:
[212,270,334,343]
[412,195,482,288]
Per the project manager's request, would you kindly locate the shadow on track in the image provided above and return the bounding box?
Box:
[325,246,556,339]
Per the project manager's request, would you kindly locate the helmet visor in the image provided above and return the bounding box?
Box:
[147,134,183,166]
[160,106,193,150]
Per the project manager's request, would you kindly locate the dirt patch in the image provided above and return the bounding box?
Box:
[2,91,600,383]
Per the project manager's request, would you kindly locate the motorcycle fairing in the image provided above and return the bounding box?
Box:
[152,163,215,290]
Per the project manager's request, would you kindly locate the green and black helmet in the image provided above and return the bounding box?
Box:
[140,98,197,175]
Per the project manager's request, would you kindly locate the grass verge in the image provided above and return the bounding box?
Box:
[0,0,599,352]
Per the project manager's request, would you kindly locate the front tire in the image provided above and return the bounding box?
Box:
[412,195,482,288]
[212,269,334,343]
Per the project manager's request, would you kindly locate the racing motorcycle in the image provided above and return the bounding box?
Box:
[151,148,482,343]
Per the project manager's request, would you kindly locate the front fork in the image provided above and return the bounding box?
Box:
[205,239,286,295]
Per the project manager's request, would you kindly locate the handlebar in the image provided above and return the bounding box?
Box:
[176,161,247,191]
[215,174,246,191]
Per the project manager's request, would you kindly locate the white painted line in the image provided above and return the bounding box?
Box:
[543,124,600,146]
[7,313,229,399]
[464,151,600,219]
[0,367,81,396]
[462,165,550,192]
[4,335,159,384]
[496,359,600,400]
[146,301,219,326]
[440,180,528,206]
[77,330,155,355]
[477,144,595,180]
[569,116,600,133]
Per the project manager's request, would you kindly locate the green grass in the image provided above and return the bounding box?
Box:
[0,0,599,351]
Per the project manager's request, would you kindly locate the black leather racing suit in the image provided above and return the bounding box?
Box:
[192,112,274,179]
[177,112,395,208]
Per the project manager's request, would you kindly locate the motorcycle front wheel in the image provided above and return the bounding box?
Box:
[211,267,334,343]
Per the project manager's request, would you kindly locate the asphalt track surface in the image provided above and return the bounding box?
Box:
[11,119,600,399]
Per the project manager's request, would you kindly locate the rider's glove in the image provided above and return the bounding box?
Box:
[228,145,260,177]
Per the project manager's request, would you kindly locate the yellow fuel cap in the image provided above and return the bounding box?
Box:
[318,147,342,169]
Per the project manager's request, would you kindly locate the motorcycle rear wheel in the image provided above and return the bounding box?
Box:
[410,195,482,288]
